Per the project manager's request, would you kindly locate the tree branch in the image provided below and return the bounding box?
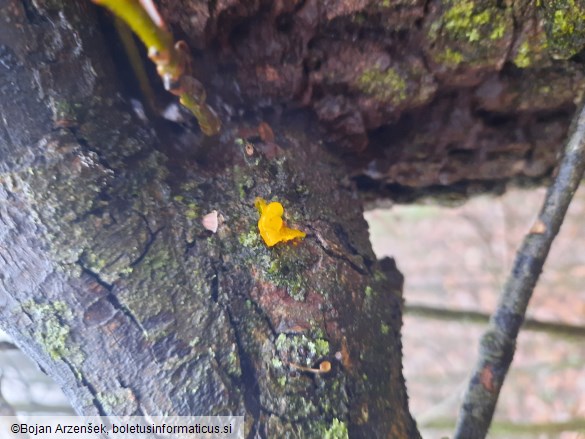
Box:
[428,417,585,436]
[405,304,585,339]
[454,101,585,439]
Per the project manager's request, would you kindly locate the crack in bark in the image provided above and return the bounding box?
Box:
[130,220,164,268]
[77,262,148,339]
[210,269,219,304]
[307,224,368,275]
[68,125,118,172]
[212,244,264,438]
[21,0,50,25]
[223,303,262,439]
[77,263,114,291]
[63,356,109,417]
[103,292,148,338]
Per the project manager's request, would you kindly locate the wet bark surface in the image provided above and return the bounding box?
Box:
[1,0,584,438]
[158,0,585,204]
[0,1,418,437]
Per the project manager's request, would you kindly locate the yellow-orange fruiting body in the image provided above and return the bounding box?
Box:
[254,197,306,247]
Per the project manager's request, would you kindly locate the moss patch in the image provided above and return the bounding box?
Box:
[442,0,507,42]
[512,30,548,69]
[428,0,513,70]
[323,418,349,439]
[275,333,330,367]
[540,0,585,59]
[97,388,137,413]
[435,47,464,66]
[356,67,407,104]
[23,301,83,362]
[238,221,314,301]
[514,41,533,68]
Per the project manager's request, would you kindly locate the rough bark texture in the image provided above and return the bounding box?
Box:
[158,0,585,204]
[0,1,416,437]
[2,0,585,438]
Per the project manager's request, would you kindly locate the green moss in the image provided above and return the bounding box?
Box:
[442,0,507,42]
[119,266,133,276]
[373,270,387,282]
[323,419,349,439]
[436,47,464,66]
[23,301,82,362]
[554,7,576,34]
[364,285,374,298]
[147,246,172,271]
[541,0,585,59]
[314,338,330,357]
[514,41,532,68]
[356,67,407,104]
[275,333,329,367]
[380,323,390,335]
[97,389,132,412]
[268,260,279,274]
[321,418,349,439]
[244,243,310,301]
[288,395,318,419]
[83,252,108,272]
[275,333,288,350]
[185,202,198,219]
[239,230,261,248]
[173,192,200,220]
[43,321,70,360]
[226,350,241,378]
[427,0,513,69]
[278,270,306,301]
[490,21,506,40]
[49,98,81,124]
[233,165,256,200]
[512,27,549,69]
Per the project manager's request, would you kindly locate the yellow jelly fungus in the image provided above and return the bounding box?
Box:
[254,197,306,247]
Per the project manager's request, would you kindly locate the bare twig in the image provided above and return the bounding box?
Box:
[454,102,585,439]
[428,417,585,435]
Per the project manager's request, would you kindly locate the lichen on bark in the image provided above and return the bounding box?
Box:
[0,1,419,437]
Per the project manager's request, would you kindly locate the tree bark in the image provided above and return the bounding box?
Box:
[0,1,418,437]
[158,0,585,205]
[2,0,584,437]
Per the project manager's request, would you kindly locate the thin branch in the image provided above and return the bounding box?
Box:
[405,304,585,339]
[427,417,585,435]
[454,101,585,439]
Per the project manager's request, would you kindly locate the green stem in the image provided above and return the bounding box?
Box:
[92,0,221,135]
[94,0,172,56]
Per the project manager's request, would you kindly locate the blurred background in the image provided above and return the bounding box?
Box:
[367,185,585,439]
[1,185,584,438]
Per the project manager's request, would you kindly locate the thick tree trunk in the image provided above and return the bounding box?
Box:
[158,0,584,205]
[0,1,418,437]
[2,0,584,437]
